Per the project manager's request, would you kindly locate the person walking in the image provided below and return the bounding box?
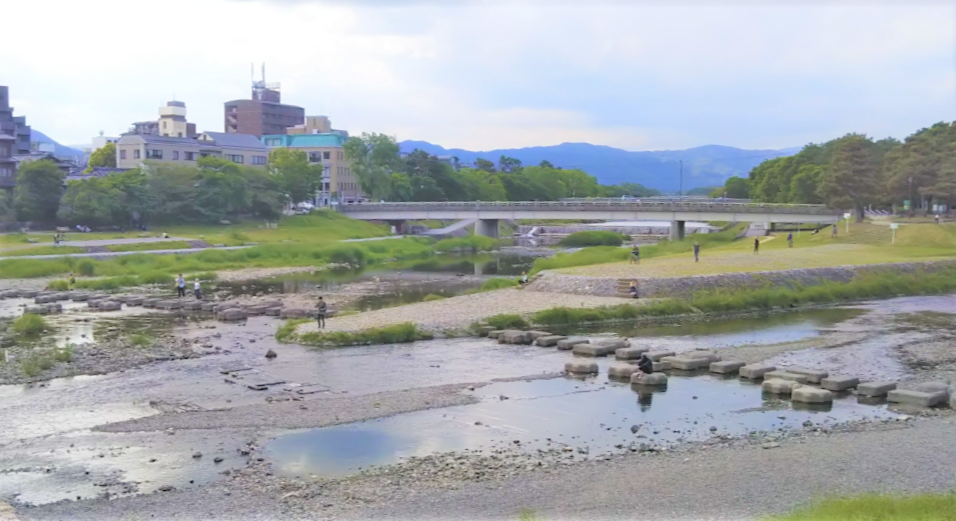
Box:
[631,244,640,264]
[193,279,202,300]
[176,274,186,298]
[693,241,700,262]
[831,225,837,238]
[68,273,75,291]
[753,237,760,254]
[316,296,327,329]
[787,232,793,248]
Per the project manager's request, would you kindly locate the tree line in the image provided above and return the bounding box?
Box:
[713,121,956,219]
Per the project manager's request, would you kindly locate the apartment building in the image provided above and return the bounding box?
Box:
[262,129,364,204]
[116,131,268,170]
[127,101,197,138]
[0,86,31,188]
[224,80,304,138]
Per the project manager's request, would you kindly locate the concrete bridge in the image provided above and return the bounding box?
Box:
[338,200,840,240]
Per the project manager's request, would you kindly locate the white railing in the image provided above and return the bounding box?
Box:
[338,200,837,215]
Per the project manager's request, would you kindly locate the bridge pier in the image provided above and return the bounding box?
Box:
[475,219,500,239]
[669,220,685,241]
[387,220,407,235]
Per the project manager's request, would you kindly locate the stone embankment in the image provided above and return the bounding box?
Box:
[524,259,956,299]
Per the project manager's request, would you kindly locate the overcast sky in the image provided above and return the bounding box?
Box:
[2,0,954,151]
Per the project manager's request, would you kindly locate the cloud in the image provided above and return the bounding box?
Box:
[1,0,953,151]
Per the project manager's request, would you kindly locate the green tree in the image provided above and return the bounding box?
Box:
[474,158,496,173]
[453,168,508,201]
[712,176,751,199]
[0,189,13,222]
[816,134,881,221]
[15,160,65,222]
[57,178,122,226]
[539,160,555,168]
[266,148,323,205]
[343,133,400,200]
[85,142,116,172]
[788,165,824,204]
[498,155,523,173]
[388,172,414,201]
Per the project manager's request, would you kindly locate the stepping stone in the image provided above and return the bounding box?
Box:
[669,357,711,371]
[685,350,720,362]
[34,295,56,304]
[821,376,859,392]
[487,330,505,339]
[535,335,567,347]
[24,305,49,315]
[762,378,800,395]
[247,380,286,391]
[526,330,552,340]
[477,326,496,337]
[594,338,629,349]
[279,308,311,319]
[18,290,38,298]
[887,389,947,407]
[98,301,122,311]
[710,361,746,374]
[565,360,598,375]
[645,350,675,361]
[652,361,670,372]
[183,301,203,311]
[615,346,648,360]
[631,372,667,387]
[125,297,144,306]
[608,363,640,379]
[201,302,217,312]
[784,367,829,384]
[265,307,283,316]
[294,383,331,395]
[763,371,809,384]
[792,386,834,404]
[45,303,63,313]
[557,338,589,350]
[219,366,253,374]
[857,381,897,397]
[573,343,617,357]
[914,381,950,398]
[498,330,532,345]
[739,364,777,380]
[218,308,247,321]
[158,300,182,310]
[70,293,90,302]
[142,298,162,308]
[54,293,71,301]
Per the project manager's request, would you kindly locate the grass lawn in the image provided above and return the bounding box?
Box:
[767,492,956,521]
[105,241,194,253]
[559,222,956,279]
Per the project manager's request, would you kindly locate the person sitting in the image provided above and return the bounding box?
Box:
[519,271,529,285]
[629,280,638,298]
[635,353,654,378]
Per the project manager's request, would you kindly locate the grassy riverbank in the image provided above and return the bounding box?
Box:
[766,492,956,521]
[277,321,433,347]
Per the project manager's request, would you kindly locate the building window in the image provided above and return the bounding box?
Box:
[134,149,141,159]
[251,156,267,165]
[323,151,331,160]
[147,149,163,159]
[309,152,322,163]
[178,132,182,138]
[173,151,179,160]
[162,121,167,129]
[266,138,281,146]
[120,149,127,160]
[185,152,196,161]
[227,154,244,164]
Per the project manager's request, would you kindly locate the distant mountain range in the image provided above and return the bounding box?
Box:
[399,140,801,192]
[30,129,85,160]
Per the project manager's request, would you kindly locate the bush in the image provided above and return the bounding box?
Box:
[12,313,48,336]
[47,279,69,291]
[296,322,432,347]
[54,346,73,362]
[21,353,55,377]
[558,231,628,247]
[479,278,519,291]
[78,260,95,276]
[484,313,529,329]
[422,293,446,302]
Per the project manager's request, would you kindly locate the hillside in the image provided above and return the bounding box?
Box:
[399,140,800,192]
[30,129,85,160]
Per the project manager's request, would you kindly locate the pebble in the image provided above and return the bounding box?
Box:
[192,452,202,459]
[762,442,781,449]
[214,457,224,464]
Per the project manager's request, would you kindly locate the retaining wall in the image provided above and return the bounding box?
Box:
[524,260,956,299]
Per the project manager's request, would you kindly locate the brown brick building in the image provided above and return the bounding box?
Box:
[224,83,304,138]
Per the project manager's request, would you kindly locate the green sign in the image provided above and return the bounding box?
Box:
[903,200,911,210]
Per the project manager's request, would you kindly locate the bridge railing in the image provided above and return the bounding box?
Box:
[338,200,837,215]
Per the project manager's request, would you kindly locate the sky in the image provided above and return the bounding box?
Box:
[2,0,954,152]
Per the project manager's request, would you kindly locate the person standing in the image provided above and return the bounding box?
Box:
[787,232,793,248]
[194,279,202,300]
[693,241,700,262]
[176,274,186,298]
[631,244,640,264]
[68,273,75,291]
[831,225,838,238]
[316,296,327,329]
[753,237,760,254]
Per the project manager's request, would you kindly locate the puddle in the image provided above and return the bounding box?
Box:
[265,373,896,479]
[556,308,865,348]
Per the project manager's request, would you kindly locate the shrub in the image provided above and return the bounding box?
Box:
[558,231,628,247]
[21,353,55,377]
[78,260,95,276]
[328,245,367,266]
[12,313,48,336]
[479,278,519,291]
[275,318,311,343]
[484,313,529,329]
[422,293,446,302]
[47,279,69,291]
[128,334,154,347]
[54,346,73,362]
[296,323,432,347]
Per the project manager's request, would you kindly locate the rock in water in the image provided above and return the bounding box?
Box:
[265,349,277,359]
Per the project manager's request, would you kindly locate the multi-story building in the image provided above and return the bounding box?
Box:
[0,86,31,188]
[262,122,363,204]
[127,101,197,138]
[224,80,304,138]
[116,131,268,170]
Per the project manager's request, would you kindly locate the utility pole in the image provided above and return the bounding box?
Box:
[679,160,683,200]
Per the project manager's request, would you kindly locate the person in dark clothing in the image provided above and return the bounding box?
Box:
[630,244,640,264]
[316,296,327,329]
[693,241,700,262]
[753,237,760,254]
[787,232,793,248]
[636,354,654,375]
[628,280,638,298]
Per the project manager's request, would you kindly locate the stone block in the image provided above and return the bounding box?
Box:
[652,361,671,372]
[70,293,90,302]
[645,350,676,361]
[914,382,950,399]
[739,363,776,380]
[594,338,629,349]
[710,361,746,374]
[477,326,496,337]
[526,330,552,340]
[98,301,122,311]
[45,303,62,313]
[125,297,144,306]
[686,350,721,362]
[18,290,38,298]
[608,363,640,379]
[762,378,800,395]
[887,389,947,407]
[792,386,834,404]
[573,343,617,357]
[631,372,667,387]
[857,381,897,397]
[557,338,589,350]
[158,300,182,310]
[218,308,247,321]
[783,366,829,384]
[615,346,648,360]
[54,293,71,301]
[565,360,598,375]
[142,298,162,308]
[659,356,679,364]
[535,335,567,347]
[763,371,810,384]
[34,295,56,304]
[24,305,49,315]
[499,330,533,345]
[669,357,711,371]
[487,330,505,339]
[201,302,217,312]
[821,376,859,391]
[0,290,18,298]
[183,301,203,311]
[265,306,283,317]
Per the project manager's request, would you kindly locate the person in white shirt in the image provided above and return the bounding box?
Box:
[194,279,202,300]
